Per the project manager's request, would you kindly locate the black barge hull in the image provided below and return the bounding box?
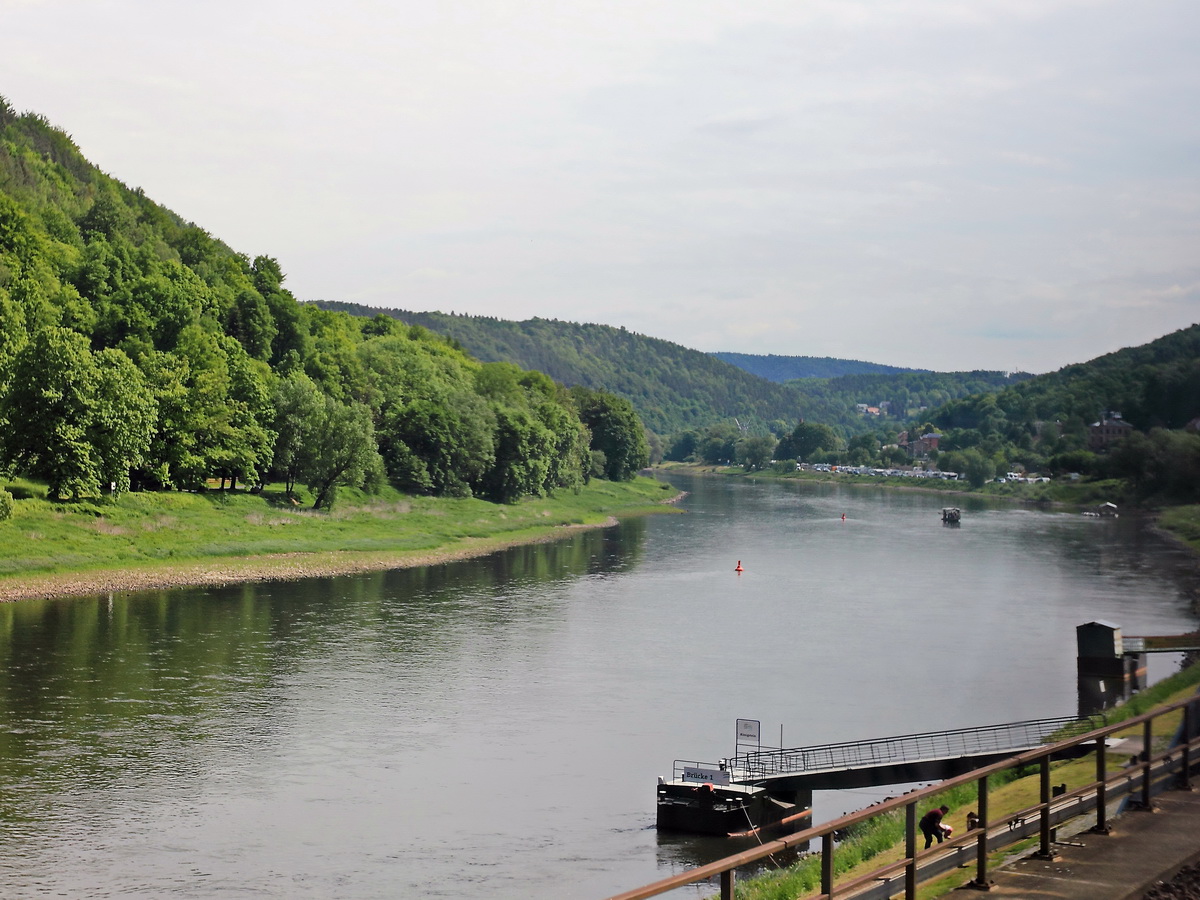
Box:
[656,783,812,837]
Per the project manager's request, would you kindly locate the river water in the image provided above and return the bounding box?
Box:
[0,474,1196,899]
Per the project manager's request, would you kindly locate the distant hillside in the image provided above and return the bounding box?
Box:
[315,302,1034,436]
[712,352,923,382]
[790,369,1031,428]
[931,322,1200,435]
[907,322,1200,498]
[314,303,810,434]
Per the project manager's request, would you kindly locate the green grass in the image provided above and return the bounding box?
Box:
[1159,505,1200,553]
[0,476,678,583]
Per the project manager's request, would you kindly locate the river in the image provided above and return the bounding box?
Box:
[0,473,1196,898]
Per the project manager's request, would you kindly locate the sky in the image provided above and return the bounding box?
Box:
[4,0,1198,374]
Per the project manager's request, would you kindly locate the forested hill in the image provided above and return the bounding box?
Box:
[0,98,650,505]
[315,302,1037,436]
[712,352,923,382]
[929,323,1200,436]
[896,322,1200,499]
[314,303,810,434]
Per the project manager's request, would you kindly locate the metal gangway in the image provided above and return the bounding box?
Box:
[727,715,1101,784]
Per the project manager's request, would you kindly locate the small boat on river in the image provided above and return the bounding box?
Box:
[941,507,961,524]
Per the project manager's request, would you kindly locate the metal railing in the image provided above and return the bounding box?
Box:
[730,715,1098,780]
[607,695,1198,900]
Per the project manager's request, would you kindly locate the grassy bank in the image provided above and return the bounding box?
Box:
[0,476,680,601]
[1159,505,1200,554]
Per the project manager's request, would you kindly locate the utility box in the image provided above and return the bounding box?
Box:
[1077,621,1123,659]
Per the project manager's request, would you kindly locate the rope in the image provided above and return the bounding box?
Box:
[738,797,785,869]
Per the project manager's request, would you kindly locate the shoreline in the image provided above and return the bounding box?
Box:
[0,517,625,604]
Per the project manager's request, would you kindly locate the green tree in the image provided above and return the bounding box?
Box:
[777,421,841,462]
[478,405,554,502]
[0,327,100,499]
[665,430,699,462]
[571,387,649,481]
[962,449,996,488]
[227,288,277,361]
[0,331,153,501]
[696,422,741,465]
[90,348,157,493]
[737,434,777,471]
[535,393,589,493]
[384,393,496,497]
[271,371,325,496]
[301,397,383,510]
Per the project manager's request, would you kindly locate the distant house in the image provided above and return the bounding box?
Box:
[1088,412,1132,452]
[900,431,942,459]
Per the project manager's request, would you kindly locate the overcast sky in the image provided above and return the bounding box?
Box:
[5,0,1198,373]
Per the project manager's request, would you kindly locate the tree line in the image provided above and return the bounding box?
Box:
[665,320,1200,502]
[0,99,648,508]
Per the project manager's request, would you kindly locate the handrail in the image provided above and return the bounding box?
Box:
[729,715,1095,780]
[605,694,1198,900]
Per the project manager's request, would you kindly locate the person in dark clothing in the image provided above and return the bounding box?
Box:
[919,805,950,849]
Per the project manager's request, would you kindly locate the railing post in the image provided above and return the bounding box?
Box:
[822,832,834,898]
[1139,719,1153,810]
[1032,755,1057,860]
[721,869,734,900]
[1092,734,1111,834]
[905,801,917,900]
[969,774,991,890]
[1180,699,1194,791]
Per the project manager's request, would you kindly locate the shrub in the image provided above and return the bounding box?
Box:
[0,490,13,521]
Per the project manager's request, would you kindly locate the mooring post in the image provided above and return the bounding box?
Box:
[1092,734,1111,834]
[821,832,834,898]
[1139,719,1154,810]
[905,802,917,900]
[970,774,991,890]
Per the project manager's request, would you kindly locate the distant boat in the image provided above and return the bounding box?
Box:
[941,507,961,524]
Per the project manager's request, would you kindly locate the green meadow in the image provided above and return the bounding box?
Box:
[0,476,678,586]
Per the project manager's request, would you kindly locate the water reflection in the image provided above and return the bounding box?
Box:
[0,524,642,813]
[0,476,1195,899]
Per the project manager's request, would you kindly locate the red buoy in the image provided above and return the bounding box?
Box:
[734,560,743,572]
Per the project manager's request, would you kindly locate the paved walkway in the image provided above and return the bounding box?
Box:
[985,786,1200,899]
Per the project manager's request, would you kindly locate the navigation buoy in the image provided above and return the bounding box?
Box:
[734,560,743,573]
[841,513,846,521]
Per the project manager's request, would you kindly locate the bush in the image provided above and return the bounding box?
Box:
[0,490,13,521]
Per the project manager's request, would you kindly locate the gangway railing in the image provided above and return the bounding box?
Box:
[729,716,1100,781]
[606,694,1200,900]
